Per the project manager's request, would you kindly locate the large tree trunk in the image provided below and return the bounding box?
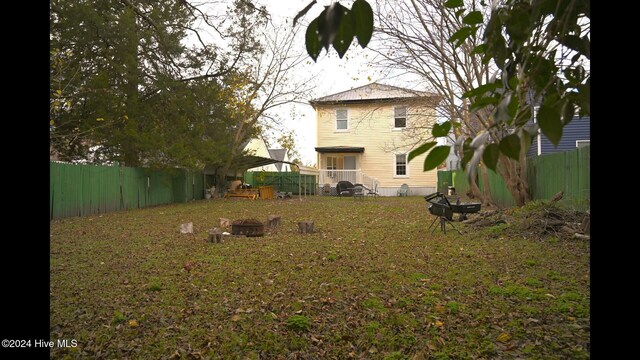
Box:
[498,156,530,207]
[468,172,492,205]
[479,166,494,205]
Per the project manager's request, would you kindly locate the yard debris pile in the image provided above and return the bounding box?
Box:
[463,199,589,240]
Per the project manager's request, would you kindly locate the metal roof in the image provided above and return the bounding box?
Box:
[310,82,438,105]
[204,155,298,175]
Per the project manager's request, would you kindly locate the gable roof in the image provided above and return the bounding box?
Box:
[268,148,288,172]
[309,82,439,106]
[268,148,287,162]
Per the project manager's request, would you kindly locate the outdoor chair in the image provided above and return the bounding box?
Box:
[322,183,331,196]
[336,180,354,197]
[366,183,379,198]
[352,184,365,200]
[397,183,409,196]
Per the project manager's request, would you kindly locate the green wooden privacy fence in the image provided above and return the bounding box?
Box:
[437,146,590,210]
[244,171,317,195]
[437,171,453,194]
[50,162,205,220]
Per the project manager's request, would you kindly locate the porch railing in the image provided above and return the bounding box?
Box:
[318,169,361,185]
[361,173,379,191]
[318,170,378,190]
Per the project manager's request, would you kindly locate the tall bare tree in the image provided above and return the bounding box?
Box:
[372,0,502,203]
[213,21,316,193]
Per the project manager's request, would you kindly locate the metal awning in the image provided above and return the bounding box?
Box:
[314,146,365,153]
[204,155,300,175]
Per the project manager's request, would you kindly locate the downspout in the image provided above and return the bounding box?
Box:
[534,106,541,156]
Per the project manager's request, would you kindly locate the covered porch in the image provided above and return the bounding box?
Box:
[315,146,377,193]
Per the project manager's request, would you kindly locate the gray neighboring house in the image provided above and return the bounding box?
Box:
[438,114,590,169]
[267,148,292,172]
[443,130,461,170]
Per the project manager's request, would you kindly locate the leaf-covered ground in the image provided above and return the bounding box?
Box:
[50,196,590,359]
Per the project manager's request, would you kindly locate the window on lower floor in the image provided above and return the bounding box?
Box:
[395,153,407,176]
[327,156,344,177]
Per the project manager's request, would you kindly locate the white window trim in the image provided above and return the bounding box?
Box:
[326,156,338,178]
[393,105,408,130]
[576,140,590,148]
[335,108,349,132]
[393,153,409,178]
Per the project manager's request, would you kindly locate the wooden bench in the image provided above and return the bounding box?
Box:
[224,190,259,200]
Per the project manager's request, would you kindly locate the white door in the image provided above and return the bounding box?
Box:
[344,156,356,183]
[344,156,356,169]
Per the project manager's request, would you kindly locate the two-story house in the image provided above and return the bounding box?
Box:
[310,83,441,196]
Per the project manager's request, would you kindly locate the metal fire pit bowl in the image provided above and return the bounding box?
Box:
[231,219,265,237]
[425,192,482,221]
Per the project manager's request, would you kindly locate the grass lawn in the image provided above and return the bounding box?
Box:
[50,196,590,359]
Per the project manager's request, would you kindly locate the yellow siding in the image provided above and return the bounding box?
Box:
[245,138,278,172]
[316,102,438,190]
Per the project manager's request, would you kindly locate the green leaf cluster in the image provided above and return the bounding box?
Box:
[302,0,374,61]
[433,0,590,173]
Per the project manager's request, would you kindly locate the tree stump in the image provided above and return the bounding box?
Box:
[267,215,281,228]
[208,228,223,243]
[180,222,193,234]
[298,221,314,233]
[220,218,231,227]
[581,211,590,235]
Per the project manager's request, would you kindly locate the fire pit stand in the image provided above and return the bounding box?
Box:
[424,192,482,235]
[231,219,265,237]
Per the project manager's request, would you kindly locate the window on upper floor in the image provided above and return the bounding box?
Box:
[336,109,348,130]
[394,106,407,128]
[395,153,407,176]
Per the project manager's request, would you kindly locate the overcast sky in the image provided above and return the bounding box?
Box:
[262,0,386,166]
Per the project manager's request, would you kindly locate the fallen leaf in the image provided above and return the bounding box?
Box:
[231,315,241,322]
[497,332,511,343]
[128,319,138,328]
[434,320,444,328]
